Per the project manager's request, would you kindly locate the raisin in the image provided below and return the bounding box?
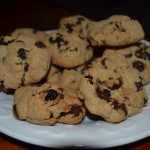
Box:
[18,48,27,60]
[70,105,82,116]
[45,89,58,101]
[132,61,145,72]
[112,100,127,116]
[65,23,74,33]
[108,78,123,90]
[0,37,14,45]
[24,63,29,72]
[135,47,150,60]
[96,87,111,101]
[135,82,143,91]
[49,33,68,48]
[35,41,46,48]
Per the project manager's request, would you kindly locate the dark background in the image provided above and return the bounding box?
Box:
[0,0,150,36]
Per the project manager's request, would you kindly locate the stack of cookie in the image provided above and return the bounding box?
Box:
[0,15,149,125]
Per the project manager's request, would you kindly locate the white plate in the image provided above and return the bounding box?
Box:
[0,38,150,148]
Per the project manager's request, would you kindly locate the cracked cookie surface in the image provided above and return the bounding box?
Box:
[87,15,145,46]
[0,32,51,89]
[13,82,85,125]
[45,31,93,68]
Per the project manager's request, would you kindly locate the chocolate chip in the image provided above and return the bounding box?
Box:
[24,63,29,72]
[81,65,92,74]
[50,113,54,118]
[49,33,68,48]
[65,23,74,33]
[135,82,143,91]
[0,37,15,45]
[108,78,123,90]
[45,89,58,101]
[35,41,46,49]
[114,22,126,32]
[96,87,111,101]
[135,47,150,60]
[96,87,127,115]
[18,48,27,60]
[132,61,145,72]
[76,17,84,25]
[112,100,127,116]
[70,105,82,116]
[85,75,94,84]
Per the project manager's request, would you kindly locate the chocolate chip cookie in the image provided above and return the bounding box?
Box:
[45,30,93,68]
[79,62,147,122]
[103,43,150,84]
[59,15,91,38]
[12,28,46,41]
[13,82,85,125]
[87,15,145,46]
[0,33,51,89]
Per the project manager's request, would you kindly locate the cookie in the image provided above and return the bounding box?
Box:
[0,33,51,89]
[95,50,129,70]
[59,15,91,37]
[46,65,61,86]
[103,43,150,84]
[12,28,46,41]
[59,64,86,88]
[87,15,145,46]
[13,82,85,125]
[58,82,85,124]
[79,62,147,123]
[45,30,93,68]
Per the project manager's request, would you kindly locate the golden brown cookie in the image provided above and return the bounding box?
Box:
[0,33,51,89]
[45,30,93,68]
[87,15,145,46]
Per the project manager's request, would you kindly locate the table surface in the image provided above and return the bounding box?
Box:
[0,1,150,150]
